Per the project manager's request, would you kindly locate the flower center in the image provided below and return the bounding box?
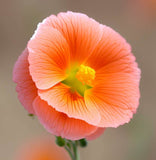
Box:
[76,65,95,86]
[62,64,96,96]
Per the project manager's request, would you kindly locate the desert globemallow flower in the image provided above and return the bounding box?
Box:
[13,12,140,141]
[128,0,156,22]
[15,137,70,160]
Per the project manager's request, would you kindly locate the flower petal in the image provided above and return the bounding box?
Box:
[85,93,134,128]
[86,128,105,141]
[33,96,97,140]
[40,11,103,63]
[85,25,133,71]
[13,48,37,114]
[38,83,101,126]
[85,71,140,127]
[28,25,70,90]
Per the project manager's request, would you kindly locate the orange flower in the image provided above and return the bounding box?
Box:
[13,11,140,140]
[128,0,156,20]
[15,137,70,160]
[137,0,156,14]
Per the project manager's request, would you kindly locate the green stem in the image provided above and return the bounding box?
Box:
[72,141,79,160]
[55,137,81,160]
[64,145,75,160]
[64,140,80,160]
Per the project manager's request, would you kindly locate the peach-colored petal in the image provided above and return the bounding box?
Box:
[95,63,140,111]
[38,83,101,126]
[85,93,134,128]
[85,25,133,71]
[85,71,140,127]
[13,48,37,114]
[33,96,97,140]
[40,11,103,63]
[86,128,105,141]
[84,24,140,128]
[94,57,139,75]
[28,25,70,90]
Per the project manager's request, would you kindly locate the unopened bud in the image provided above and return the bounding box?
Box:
[55,136,65,147]
[79,139,88,147]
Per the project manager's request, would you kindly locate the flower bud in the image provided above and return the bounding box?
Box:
[55,136,66,147]
[79,139,88,147]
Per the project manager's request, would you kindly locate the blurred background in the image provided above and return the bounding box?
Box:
[0,0,156,159]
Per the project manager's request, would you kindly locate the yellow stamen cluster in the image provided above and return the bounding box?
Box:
[62,64,96,96]
[76,65,95,86]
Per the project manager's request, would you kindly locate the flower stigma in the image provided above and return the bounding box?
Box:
[62,64,96,96]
